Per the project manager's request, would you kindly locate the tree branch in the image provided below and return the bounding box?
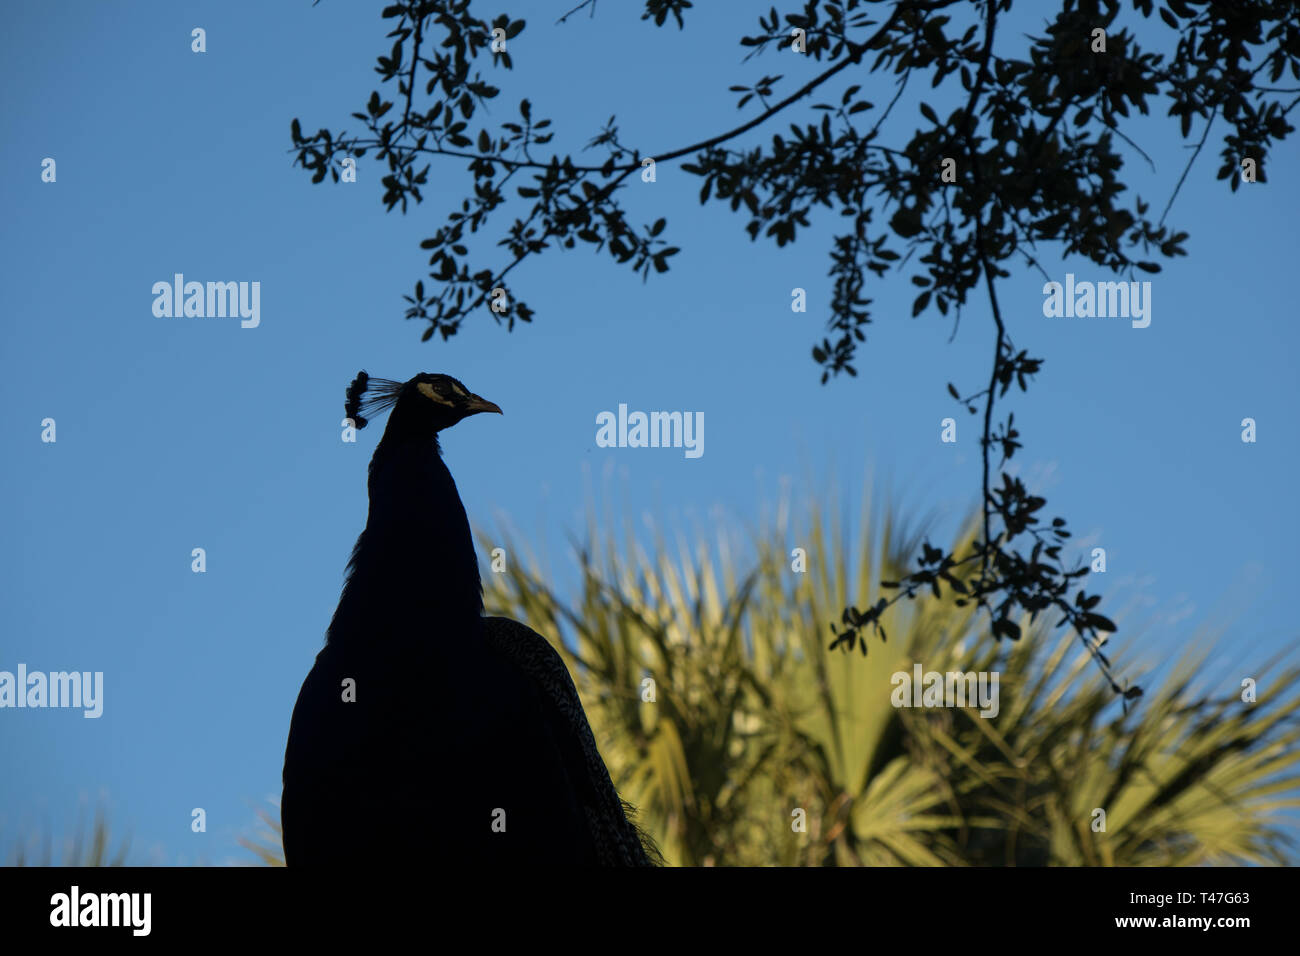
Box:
[556,0,598,25]
[1159,105,1217,226]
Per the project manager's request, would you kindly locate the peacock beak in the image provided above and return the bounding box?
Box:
[464,393,503,416]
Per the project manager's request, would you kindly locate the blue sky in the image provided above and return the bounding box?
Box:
[1,1,1296,864]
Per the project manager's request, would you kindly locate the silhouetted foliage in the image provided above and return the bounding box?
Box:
[289,0,1299,705]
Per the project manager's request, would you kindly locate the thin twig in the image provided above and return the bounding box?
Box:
[556,0,597,25]
[1159,105,1217,226]
[401,13,423,139]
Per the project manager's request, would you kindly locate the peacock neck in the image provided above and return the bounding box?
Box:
[326,430,484,648]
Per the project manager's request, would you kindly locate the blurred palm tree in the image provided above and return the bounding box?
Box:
[238,802,285,867]
[25,487,1293,867]
[7,804,128,866]
[481,484,1300,866]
